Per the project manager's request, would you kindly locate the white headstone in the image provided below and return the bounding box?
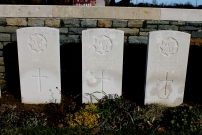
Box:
[17,27,61,104]
[145,30,190,107]
[82,29,124,103]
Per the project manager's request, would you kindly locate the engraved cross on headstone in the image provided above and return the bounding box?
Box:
[158,72,173,98]
[95,70,110,91]
[32,68,47,92]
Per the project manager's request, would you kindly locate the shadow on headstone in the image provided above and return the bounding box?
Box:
[3,42,21,101]
[60,43,82,105]
[3,42,201,105]
[184,45,202,104]
[3,42,83,104]
[122,44,147,105]
[60,43,147,105]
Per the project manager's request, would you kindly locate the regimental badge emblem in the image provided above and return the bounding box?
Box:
[28,34,47,53]
[159,37,178,57]
[93,35,113,55]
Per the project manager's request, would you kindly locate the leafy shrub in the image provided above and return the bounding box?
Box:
[44,93,78,127]
[65,104,100,129]
[163,104,202,132]
[0,104,47,127]
[92,91,137,131]
[133,104,167,129]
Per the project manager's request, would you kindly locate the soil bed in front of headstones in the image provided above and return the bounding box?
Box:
[0,90,201,133]
[0,90,78,127]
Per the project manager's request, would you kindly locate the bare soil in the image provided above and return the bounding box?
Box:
[0,90,79,127]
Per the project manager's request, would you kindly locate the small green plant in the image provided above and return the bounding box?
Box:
[133,103,167,129]
[65,104,100,129]
[0,105,47,127]
[86,91,137,131]
[163,104,202,132]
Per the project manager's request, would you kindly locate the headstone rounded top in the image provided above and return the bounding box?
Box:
[16,27,59,32]
[149,30,191,36]
[82,28,124,35]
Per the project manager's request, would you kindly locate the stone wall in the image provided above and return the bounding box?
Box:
[1,6,202,91]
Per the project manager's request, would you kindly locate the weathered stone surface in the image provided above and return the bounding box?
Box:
[0,57,4,65]
[0,51,3,57]
[45,19,60,27]
[0,73,5,79]
[1,6,202,22]
[52,6,160,20]
[170,21,186,25]
[190,38,202,46]
[17,27,61,104]
[113,20,127,28]
[0,79,6,90]
[0,66,5,72]
[147,20,169,25]
[161,8,202,21]
[0,26,18,33]
[117,28,139,36]
[146,25,157,28]
[59,28,68,34]
[62,19,80,27]
[0,42,3,49]
[128,20,143,27]
[96,0,105,6]
[60,35,80,43]
[0,18,6,26]
[158,25,178,30]
[124,36,127,43]
[82,29,124,103]
[28,18,44,27]
[81,19,97,28]
[179,26,199,31]
[140,28,157,32]
[129,36,148,44]
[0,5,161,20]
[191,32,202,38]
[145,30,191,107]
[98,20,112,28]
[69,28,86,35]
[12,34,17,41]
[186,21,202,27]
[2,42,11,46]
[139,32,148,36]
[6,18,27,26]
[0,34,10,41]
[180,31,191,34]
[0,5,53,17]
